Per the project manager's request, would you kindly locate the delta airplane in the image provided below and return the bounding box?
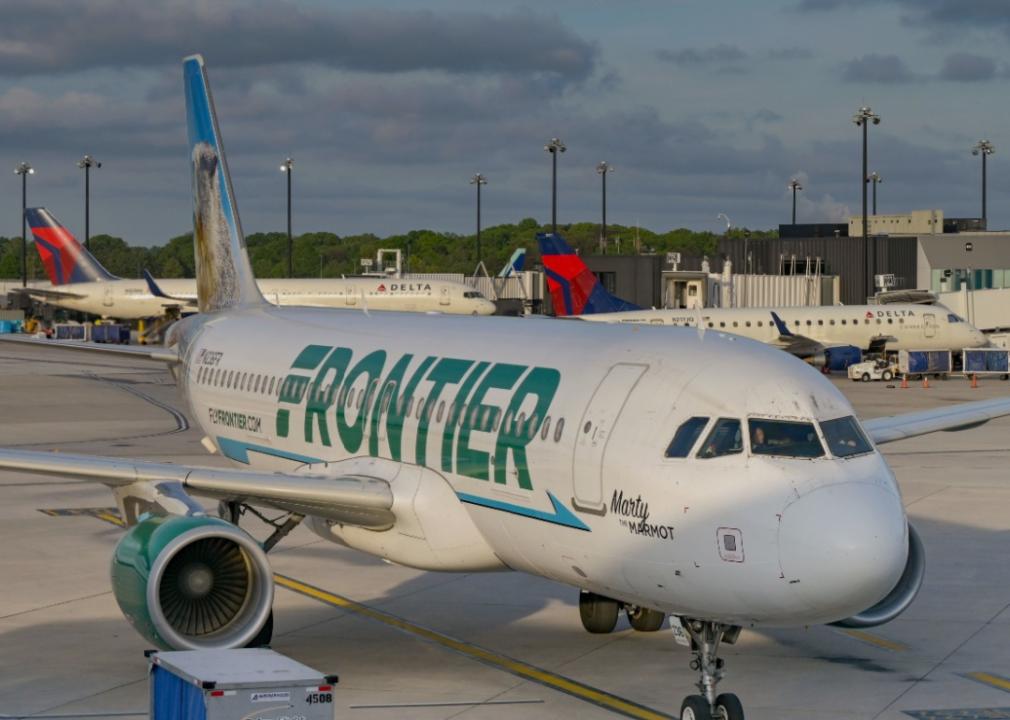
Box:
[3,56,1010,720]
[539,235,987,366]
[18,207,496,319]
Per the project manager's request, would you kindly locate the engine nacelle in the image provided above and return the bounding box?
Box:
[111,515,273,649]
[831,523,925,628]
[810,345,863,371]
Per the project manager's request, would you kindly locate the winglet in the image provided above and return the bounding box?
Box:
[183,54,265,313]
[143,269,170,299]
[770,311,793,337]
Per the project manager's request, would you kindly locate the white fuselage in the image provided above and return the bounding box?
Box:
[27,277,496,319]
[581,303,987,352]
[170,306,908,628]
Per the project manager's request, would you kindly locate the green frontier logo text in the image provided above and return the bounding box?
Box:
[275,345,560,490]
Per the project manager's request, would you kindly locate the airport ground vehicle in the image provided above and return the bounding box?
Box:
[898,350,952,380]
[847,358,897,382]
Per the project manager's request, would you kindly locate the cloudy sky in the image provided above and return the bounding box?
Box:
[2,0,1008,245]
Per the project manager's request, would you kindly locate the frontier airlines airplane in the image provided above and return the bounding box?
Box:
[18,208,496,319]
[2,56,1009,720]
[539,235,987,366]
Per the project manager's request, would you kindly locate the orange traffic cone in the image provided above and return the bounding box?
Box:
[922,375,930,389]
[971,373,979,389]
[900,375,909,389]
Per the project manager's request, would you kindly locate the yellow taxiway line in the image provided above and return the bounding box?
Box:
[838,628,908,652]
[965,671,1010,694]
[274,574,674,720]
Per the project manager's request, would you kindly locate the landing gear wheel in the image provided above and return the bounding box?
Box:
[626,605,665,632]
[578,591,619,634]
[715,693,744,720]
[245,610,273,648]
[882,370,893,381]
[680,695,713,720]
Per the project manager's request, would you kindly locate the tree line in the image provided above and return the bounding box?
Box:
[0,219,777,281]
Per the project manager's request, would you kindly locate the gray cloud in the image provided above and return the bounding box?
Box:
[798,0,1010,38]
[0,2,597,83]
[656,44,748,67]
[938,53,997,82]
[842,54,915,84]
[766,47,814,61]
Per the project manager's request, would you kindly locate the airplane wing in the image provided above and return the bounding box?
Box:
[0,449,394,529]
[863,397,1010,444]
[9,286,88,301]
[0,334,179,364]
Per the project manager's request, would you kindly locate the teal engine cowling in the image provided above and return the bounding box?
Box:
[110,515,273,649]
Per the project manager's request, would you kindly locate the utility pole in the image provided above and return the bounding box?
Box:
[470,173,487,266]
[853,106,881,300]
[788,179,802,224]
[279,157,294,276]
[596,162,611,251]
[972,140,995,226]
[867,172,882,215]
[77,155,101,250]
[544,138,566,235]
[14,162,33,287]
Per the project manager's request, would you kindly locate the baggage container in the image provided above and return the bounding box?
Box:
[898,349,951,377]
[149,648,337,720]
[92,323,131,344]
[54,323,87,341]
[0,320,16,334]
[962,348,1010,376]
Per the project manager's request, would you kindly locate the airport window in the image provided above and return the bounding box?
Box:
[554,417,565,442]
[436,401,445,423]
[820,416,873,458]
[749,419,824,459]
[697,418,743,459]
[540,416,551,441]
[664,416,709,458]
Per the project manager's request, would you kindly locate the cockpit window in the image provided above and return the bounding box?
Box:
[749,419,824,459]
[697,418,743,459]
[947,313,963,323]
[665,416,709,458]
[820,416,873,458]
[463,291,484,299]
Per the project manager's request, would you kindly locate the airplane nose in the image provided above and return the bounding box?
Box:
[778,482,907,620]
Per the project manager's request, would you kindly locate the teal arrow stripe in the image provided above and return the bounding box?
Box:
[456,490,590,531]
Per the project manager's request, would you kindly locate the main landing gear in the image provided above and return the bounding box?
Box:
[678,619,744,720]
[578,591,666,633]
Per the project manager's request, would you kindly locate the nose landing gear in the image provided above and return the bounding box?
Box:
[679,619,744,720]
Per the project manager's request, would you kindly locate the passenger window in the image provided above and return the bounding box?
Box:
[829,319,835,326]
[720,322,726,328]
[745,321,751,328]
[948,313,962,323]
[732,321,738,328]
[664,416,709,458]
[417,398,426,420]
[405,397,414,417]
[527,413,539,440]
[888,318,893,324]
[841,319,846,325]
[554,417,565,442]
[817,320,823,326]
[493,408,503,432]
[470,405,480,428]
[436,401,445,423]
[821,416,873,458]
[697,418,743,459]
[749,418,825,459]
[540,415,551,440]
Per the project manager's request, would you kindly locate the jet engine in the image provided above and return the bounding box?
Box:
[809,345,863,372]
[110,515,273,649]
[831,523,924,628]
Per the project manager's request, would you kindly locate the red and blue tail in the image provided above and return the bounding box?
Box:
[538,233,640,316]
[26,207,117,285]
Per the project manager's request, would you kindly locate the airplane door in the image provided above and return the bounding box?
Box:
[440,287,450,306]
[924,313,937,338]
[345,289,357,306]
[572,363,647,513]
[103,286,114,307]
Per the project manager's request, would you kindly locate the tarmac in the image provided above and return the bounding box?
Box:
[0,340,1008,720]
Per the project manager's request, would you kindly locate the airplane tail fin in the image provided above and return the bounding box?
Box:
[499,248,526,278]
[25,207,118,285]
[537,233,640,316]
[183,54,265,313]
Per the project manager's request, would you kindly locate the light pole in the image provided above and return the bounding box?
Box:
[788,179,802,224]
[279,157,294,277]
[867,172,882,215]
[596,162,611,251]
[14,162,33,288]
[544,138,566,235]
[853,106,880,300]
[77,155,101,251]
[469,173,487,266]
[972,140,995,226]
